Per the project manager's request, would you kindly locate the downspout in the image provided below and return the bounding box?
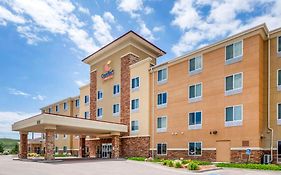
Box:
[267,33,274,162]
[151,67,155,159]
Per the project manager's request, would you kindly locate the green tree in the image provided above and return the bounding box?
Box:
[0,142,4,153]
[11,144,19,154]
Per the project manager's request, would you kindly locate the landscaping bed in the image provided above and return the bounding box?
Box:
[216,163,281,171]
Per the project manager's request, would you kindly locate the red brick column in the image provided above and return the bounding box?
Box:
[112,135,120,159]
[120,54,140,135]
[19,132,28,159]
[45,130,55,160]
[78,136,86,158]
[87,139,97,158]
[90,70,97,120]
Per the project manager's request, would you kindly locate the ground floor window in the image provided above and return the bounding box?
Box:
[188,142,202,156]
[63,146,67,153]
[55,147,58,153]
[278,141,281,163]
[131,120,139,132]
[157,143,167,155]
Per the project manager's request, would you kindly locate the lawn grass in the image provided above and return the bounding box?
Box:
[216,163,281,171]
[0,138,19,151]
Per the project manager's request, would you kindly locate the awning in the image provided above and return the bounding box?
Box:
[12,113,128,135]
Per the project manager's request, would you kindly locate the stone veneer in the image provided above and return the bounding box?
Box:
[121,136,150,158]
[19,132,28,159]
[90,70,97,120]
[45,130,55,160]
[78,137,86,158]
[120,54,140,136]
[112,135,120,158]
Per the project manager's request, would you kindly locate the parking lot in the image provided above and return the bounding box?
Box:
[0,155,280,175]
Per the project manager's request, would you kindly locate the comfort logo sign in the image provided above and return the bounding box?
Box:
[101,60,114,80]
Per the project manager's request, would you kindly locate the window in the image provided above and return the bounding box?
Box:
[157,92,167,108]
[157,68,167,84]
[189,83,202,102]
[97,108,103,118]
[225,41,243,64]
[188,111,202,130]
[278,141,281,163]
[277,103,281,125]
[97,90,103,100]
[157,116,167,132]
[113,84,120,95]
[84,95,89,104]
[75,99,80,108]
[113,104,120,116]
[48,107,52,113]
[278,36,281,54]
[132,77,140,90]
[63,146,67,153]
[188,142,202,156]
[278,70,281,91]
[131,120,139,132]
[131,99,139,112]
[157,143,167,155]
[55,147,58,153]
[225,73,243,95]
[63,102,68,110]
[55,105,59,112]
[189,56,202,74]
[84,111,90,119]
[225,105,243,127]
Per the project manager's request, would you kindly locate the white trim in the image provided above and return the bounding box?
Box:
[156,116,167,133]
[277,69,281,91]
[130,98,140,113]
[277,36,281,56]
[225,72,243,96]
[188,54,203,76]
[188,82,202,103]
[225,40,243,65]
[157,67,168,85]
[230,147,264,151]
[97,90,103,101]
[157,92,168,109]
[121,135,150,139]
[188,111,202,130]
[225,104,243,127]
[131,76,140,92]
[156,143,167,156]
[188,141,202,156]
[120,52,140,59]
[277,140,281,163]
[276,103,281,125]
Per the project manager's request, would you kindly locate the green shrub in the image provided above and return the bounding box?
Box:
[127,157,146,161]
[192,160,212,165]
[0,142,4,153]
[168,160,174,167]
[174,161,182,168]
[188,162,199,170]
[216,163,281,171]
[182,159,191,165]
[162,160,170,165]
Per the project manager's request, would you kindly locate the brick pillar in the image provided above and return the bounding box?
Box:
[79,136,86,158]
[120,54,140,136]
[87,139,97,158]
[19,132,28,159]
[112,135,120,159]
[45,130,55,160]
[90,70,97,120]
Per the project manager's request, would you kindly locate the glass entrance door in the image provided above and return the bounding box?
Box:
[102,143,112,158]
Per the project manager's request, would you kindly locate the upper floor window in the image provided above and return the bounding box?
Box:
[278,36,281,54]
[132,77,140,90]
[157,116,167,132]
[97,90,103,100]
[97,108,103,118]
[63,102,68,111]
[188,111,202,130]
[188,142,202,156]
[189,56,202,75]
[277,70,281,91]
[189,83,202,103]
[131,99,139,112]
[84,111,90,119]
[277,103,281,125]
[157,68,167,84]
[131,120,139,132]
[225,105,243,127]
[157,92,167,108]
[113,84,120,96]
[55,105,59,112]
[113,104,120,116]
[226,41,243,64]
[157,143,167,155]
[225,73,243,96]
[48,107,52,113]
[75,99,80,108]
[84,95,89,104]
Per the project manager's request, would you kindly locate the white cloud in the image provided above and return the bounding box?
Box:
[16,26,48,45]
[139,20,154,41]
[77,5,90,15]
[8,88,30,97]
[144,6,154,15]
[170,0,281,56]
[32,95,46,101]
[103,12,115,23]
[92,14,114,46]
[153,26,165,32]
[117,0,144,18]
[75,80,89,87]
[0,5,25,25]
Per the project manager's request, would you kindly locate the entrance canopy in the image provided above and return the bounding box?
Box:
[12,113,128,135]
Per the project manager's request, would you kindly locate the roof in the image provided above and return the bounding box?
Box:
[82,30,166,64]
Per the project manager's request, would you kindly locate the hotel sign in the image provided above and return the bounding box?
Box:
[101,60,114,80]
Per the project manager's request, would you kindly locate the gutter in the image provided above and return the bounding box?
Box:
[267,33,274,163]
[151,67,155,158]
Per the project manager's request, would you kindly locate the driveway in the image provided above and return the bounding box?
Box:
[0,155,279,175]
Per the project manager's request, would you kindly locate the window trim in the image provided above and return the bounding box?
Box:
[277,69,281,91]
[156,116,167,133]
[113,84,120,96]
[277,140,281,163]
[188,55,203,75]
[157,67,168,85]
[55,134,59,140]
[188,82,202,103]
[55,104,60,112]
[157,92,168,109]
[63,102,68,111]
[277,103,281,125]
[84,95,89,105]
[131,77,140,91]
[188,111,202,130]
[131,99,139,113]
[225,40,243,65]
[225,72,243,96]
[188,141,202,156]
[113,103,120,117]
[97,90,103,101]
[84,111,90,119]
[63,134,67,139]
[225,104,243,127]
[97,108,103,119]
[131,120,139,133]
[75,99,80,108]
[156,143,167,156]
[277,36,281,56]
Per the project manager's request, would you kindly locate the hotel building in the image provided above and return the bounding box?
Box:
[13,24,281,163]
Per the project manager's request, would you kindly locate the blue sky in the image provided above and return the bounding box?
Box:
[0,0,280,139]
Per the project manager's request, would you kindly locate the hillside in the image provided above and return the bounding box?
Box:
[0,138,19,151]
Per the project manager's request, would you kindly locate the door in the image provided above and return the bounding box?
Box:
[102,144,112,158]
[216,140,231,162]
[278,141,281,163]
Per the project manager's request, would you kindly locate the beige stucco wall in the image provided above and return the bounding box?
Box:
[79,84,90,119]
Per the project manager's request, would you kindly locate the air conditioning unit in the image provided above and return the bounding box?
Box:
[263,154,271,164]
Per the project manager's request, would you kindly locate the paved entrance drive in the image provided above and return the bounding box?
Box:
[0,156,279,175]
